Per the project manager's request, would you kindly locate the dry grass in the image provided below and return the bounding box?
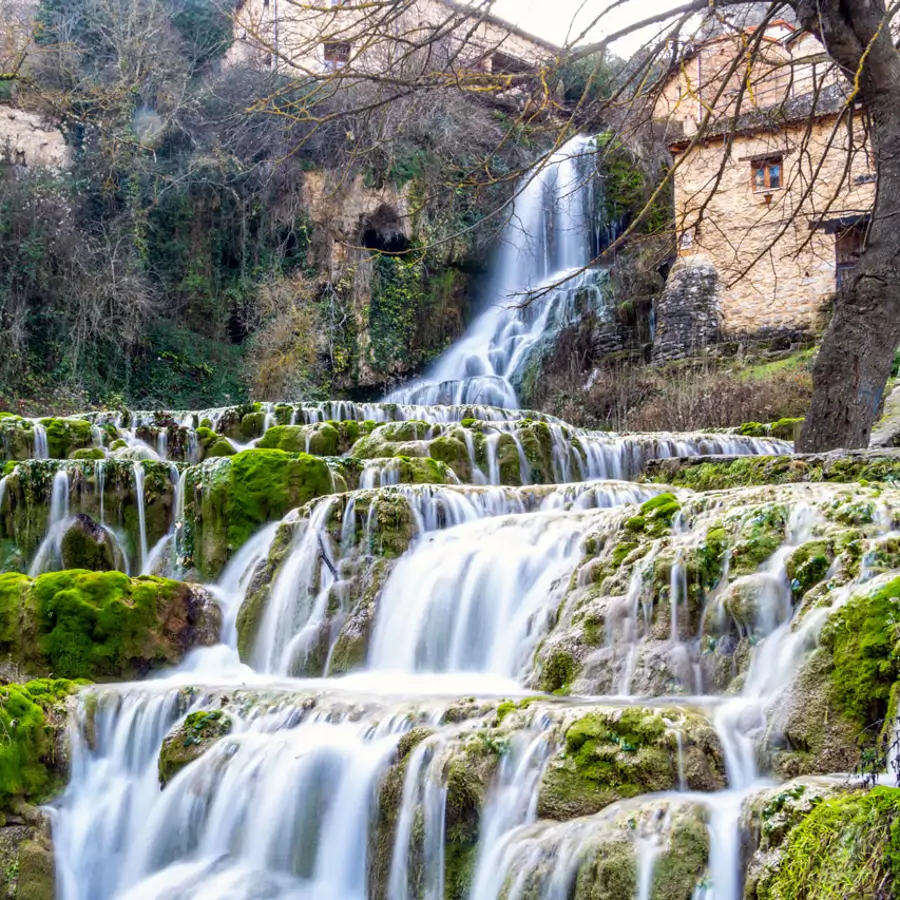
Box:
[244,277,323,402]
[534,352,814,432]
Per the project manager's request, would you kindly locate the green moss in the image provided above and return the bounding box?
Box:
[0,570,218,680]
[739,419,804,441]
[761,787,900,900]
[239,411,267,441]
[258,423,363,457]
[819,577,900,730]
[697,527,729,589]
[207,439,237,458]
[16,837,55,900]
[611,541,638,566]
[539,648,578,694]
[39,418,94,459]
[650,817,709,899]
[644,453,900,491]
[574,840,637,900]
[191,450,335,577]
[0,679,83,809]
[730,507,787,576]
[71,448,105,461]
[537,708,674,821]
[625,493,682,538]
[429,436,471,483]
[158,709,232,786]
[785,540,833,598]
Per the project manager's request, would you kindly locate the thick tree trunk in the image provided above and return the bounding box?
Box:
[790,0,900,451]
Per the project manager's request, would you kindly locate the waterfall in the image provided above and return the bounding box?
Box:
[386,135,608,409]
[8,130,882,900]
[368,510,590,678]
[28,468,71,576]
[32,421,49,458]
[133,463,149,573]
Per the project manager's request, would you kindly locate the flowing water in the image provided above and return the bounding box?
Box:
[5,134,890,900]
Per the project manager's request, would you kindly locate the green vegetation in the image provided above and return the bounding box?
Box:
[738,419,805,441]
[819,577,900,730]
[624,493,682,538]
[538,709,674,820]
[644,453,900,491]
[761,787,900,899]
[0,679,83,809]
[0,570,219,679]
[538,648,579,694]
[184,449,335,577]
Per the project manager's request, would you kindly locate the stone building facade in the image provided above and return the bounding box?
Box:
[654,20,876,353]
[230,0,555,79]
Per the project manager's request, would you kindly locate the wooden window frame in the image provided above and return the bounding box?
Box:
[751,156,783,193]
[323,41,351,71]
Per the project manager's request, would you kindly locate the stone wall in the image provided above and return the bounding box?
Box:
[231,0,553,74]
[0,105,68,168]
[670,114,874,339]
[651,255,721,363]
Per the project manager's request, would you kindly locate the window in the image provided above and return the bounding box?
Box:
[752,157,782,192]
[836,222,867,287]
[323,41,351,71]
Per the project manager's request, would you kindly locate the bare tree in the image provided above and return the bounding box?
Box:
[231,0,900,451]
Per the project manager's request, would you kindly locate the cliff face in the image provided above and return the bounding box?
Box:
[299,171,474,396]
[0,105,68,168]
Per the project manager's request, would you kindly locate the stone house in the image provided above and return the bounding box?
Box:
[652,18,875,360]
[230,0,556,80]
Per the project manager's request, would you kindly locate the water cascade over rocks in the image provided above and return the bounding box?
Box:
[385,134,609,410]
[2,135,900,900]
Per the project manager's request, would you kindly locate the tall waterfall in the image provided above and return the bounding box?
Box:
[386,134,608,409]
[5,131,880,900]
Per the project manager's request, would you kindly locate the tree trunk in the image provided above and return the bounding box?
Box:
[791,0,900,451]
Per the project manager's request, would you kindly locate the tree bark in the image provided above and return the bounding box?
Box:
[791,0,900,451]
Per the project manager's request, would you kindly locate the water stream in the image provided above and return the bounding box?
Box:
[3,134,887,900]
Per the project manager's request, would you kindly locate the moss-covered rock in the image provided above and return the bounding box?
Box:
[0,571,220,680]
[260,421,370,457]
[58,514,122,572]
[643,450,900,492]
[743,779,841,900]
[158,710,232,786]
[0,815,56,900]
[0,679,82,812]
[738,418,804,441]
[819,575,900,730]
[0,416,38,462]
[0,460,175,568]
[537,708,725,821]
[195,427,236,460]
[39,419,95,460]
[70,448,105,462]
[761,650,862,780]
[182,450,336,579]
[750,786,900,899]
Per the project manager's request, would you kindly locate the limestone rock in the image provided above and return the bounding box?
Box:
[58,514,123,572]
[870,382,900,448]
[158,710,233,787]
[0,571,221,680]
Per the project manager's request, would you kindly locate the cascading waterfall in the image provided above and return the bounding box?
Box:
[8,131,887,900]
[32,420,49,458]
[28,468,71,576]
[367,510,590,678]
[133,463,150,573]
[386,135,608,409]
